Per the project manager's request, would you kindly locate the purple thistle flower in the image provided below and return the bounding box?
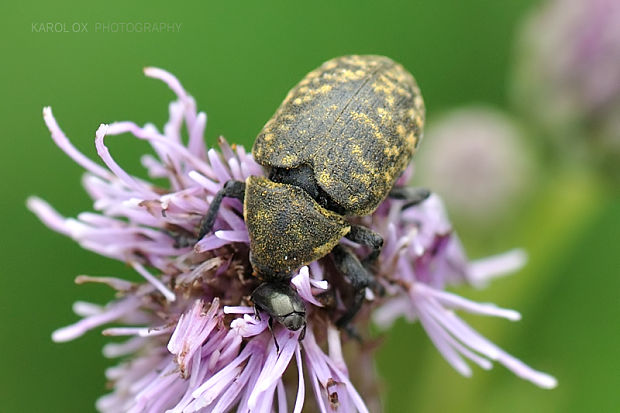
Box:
[517,0,620,120]
[414,107,533,225]
[514,0,620,174]
[29,67,556,413]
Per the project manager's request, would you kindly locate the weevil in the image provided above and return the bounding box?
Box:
[197,55,428,335]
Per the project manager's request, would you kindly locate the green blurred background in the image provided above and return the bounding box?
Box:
[1,0,618,412]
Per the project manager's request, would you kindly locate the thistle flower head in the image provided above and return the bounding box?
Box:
[514,0,620,174]
[518,0,620,119]
[414,107,532,224]
[29,68,556,412]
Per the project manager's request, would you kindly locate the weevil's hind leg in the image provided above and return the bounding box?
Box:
[389,186,430,209]
[197,180,246,240]
[345,225,383,265]
[332,244,374,337]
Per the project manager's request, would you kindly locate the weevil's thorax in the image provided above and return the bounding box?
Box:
[244,176,351,280]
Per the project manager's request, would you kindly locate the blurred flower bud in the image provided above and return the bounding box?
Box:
[415,107,533,225]
[513,0,620,178]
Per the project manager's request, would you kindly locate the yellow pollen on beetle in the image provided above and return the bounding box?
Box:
[349,111,389,146]
[337,69,366,82]
[277,124,291,133]
[317,170,335,187]
[316,84,333,94]
[414,95,424,109]
[406,131,417,148]
[323,60,338,70]
[414,114,424,129]
[350,111,378,130]
[384,144,400,157]
[395,86,411,98]
[383,170,394,184]
[352,171,372,186]
[373,75,396,94]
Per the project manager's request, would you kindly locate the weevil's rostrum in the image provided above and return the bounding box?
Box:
[254,55,425,215]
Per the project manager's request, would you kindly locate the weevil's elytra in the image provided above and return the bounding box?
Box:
[197,55,427,333]
[254,55,425,215]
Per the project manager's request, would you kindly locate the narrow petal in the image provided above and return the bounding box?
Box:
[94,124,156,197]
[42,107,113,180]
[467,249,528,287]
[415,282,521,321]
[27,197,72,236]
[52,297,141,342]
[130,262,176,302]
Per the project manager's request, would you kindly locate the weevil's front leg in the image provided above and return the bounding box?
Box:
[332,244,374,335]
[197,180,246,240]
[389,186,430,209]
[345,225,384,264]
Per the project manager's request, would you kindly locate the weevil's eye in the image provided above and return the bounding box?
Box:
[280,313,305,331]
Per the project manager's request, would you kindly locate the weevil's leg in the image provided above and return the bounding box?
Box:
[267,317,280,354]
[197,180,246,240]
[389,186,430,208]
[170,232,197,248]
[332,244,374,335]
[253,302,281,352]
[166,224,199,248]
[340,323,361,342]
[298,322,307,341]
[345,225,383,264]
